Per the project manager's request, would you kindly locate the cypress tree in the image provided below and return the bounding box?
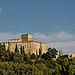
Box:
[39,48,42,57]
[7,47,10,53]
[23,46,25,55]
[15,44,18,53]
[20,46,23,54]
[20,46,25,55]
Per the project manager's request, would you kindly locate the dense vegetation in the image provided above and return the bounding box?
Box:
[0,43,75,75]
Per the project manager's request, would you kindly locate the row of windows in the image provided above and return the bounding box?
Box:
[9,43,31,46]
[10,45,31,49]
[25,46,31,48]
[9,42,31,45]
[18,45,31,48]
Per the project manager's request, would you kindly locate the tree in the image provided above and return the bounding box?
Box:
[2,43,6,51]
[24,53,28,62]
[41,52,52,60]
[23,46,25,55]
[47,47,58,58]
[30,53,36,60]
[55,64,62,75]
[20,46,23,54]
[68,64,75,75]
[20,46,25,55]
[39,48,42,57]
[7,47,10,53]
[55,58,70,75]
[15,44,19,53]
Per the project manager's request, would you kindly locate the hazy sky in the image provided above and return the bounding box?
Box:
[0,0,75,54]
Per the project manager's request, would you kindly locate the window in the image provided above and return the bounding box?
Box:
[30,46,31,48]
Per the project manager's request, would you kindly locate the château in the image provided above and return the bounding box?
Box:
[1,34,46,55]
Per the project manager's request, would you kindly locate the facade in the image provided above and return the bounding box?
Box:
[1,34,46,55]
[68,53,75,58]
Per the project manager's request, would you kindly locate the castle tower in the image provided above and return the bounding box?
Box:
[21,34,32,42]
[59,50,63,56]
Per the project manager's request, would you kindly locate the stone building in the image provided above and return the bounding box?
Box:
[56,50,75,59]
[1,34,46,55]
[68,53,75,58]
[59,50,63,56]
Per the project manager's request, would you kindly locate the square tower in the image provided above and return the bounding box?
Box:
[21,34,32,42]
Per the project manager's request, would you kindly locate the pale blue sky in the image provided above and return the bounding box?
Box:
[0,0,75,54]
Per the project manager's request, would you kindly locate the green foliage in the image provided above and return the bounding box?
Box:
[47,47,58,58]
[46,60,57,69]
[41,52,52,60]
[12,53,25,63]
[35,58,46,64]
[35,63,52,75]
[30,53,36,60]
[55,58,75,75]
[55,64,62,75]
[0,44,75,75]
[68,64,75,75]
[0,62,53,75]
